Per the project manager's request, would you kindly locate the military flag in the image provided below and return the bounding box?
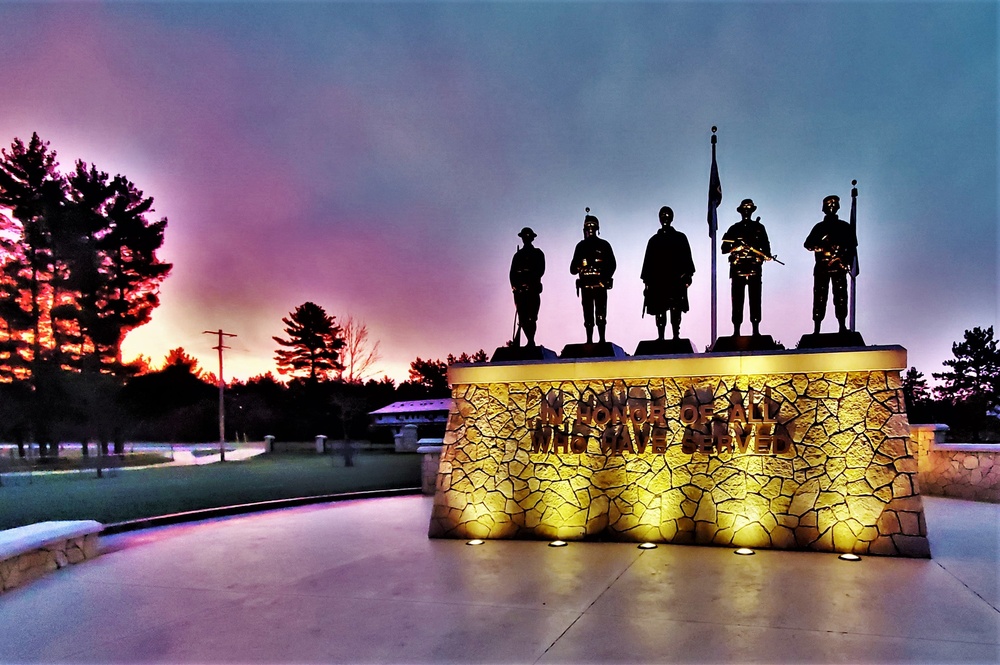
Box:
[708,127,721,345]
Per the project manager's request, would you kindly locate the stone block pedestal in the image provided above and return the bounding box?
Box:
[429,346,929,557]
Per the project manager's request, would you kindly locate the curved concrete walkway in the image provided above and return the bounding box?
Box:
[1,496,997,663]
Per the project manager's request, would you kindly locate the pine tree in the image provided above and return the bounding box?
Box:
[273,302,345,382]
[92,173,171,372]
[0,137,171,379]
[0,133,65,378]
[0,134,172,453]
[933,326,1000,441]
[901,367,930,415]
[0,134,65,453]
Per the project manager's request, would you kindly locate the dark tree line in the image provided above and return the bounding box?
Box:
[0,134,171,456]
[904,326,1000,442]
[109,300,484,444]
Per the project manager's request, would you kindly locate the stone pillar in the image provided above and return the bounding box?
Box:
[417,440,444,495]
[264,435,275,453]
[395,424,419,452]
[315,435,327,454]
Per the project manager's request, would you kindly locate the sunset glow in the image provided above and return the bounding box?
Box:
[1,3,994,383]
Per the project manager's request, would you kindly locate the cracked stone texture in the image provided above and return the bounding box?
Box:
[912,426,1000,503]
[429,371,930,558]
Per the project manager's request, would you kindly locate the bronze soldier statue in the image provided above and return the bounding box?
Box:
[721,198,772,337]
[804,195,857,334]
[509,227,545,347]
[570,210,616,344]
[641,206,695,340]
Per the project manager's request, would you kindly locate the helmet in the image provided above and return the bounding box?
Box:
[737,199,757,214]
[518,227,537,241]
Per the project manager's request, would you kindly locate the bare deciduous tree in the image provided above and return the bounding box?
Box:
[339,315,382,383]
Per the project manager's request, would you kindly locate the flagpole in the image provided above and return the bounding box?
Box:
[849,179,858,331]
[709,127,720,348]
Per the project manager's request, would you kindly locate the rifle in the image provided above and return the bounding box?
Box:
[743,244,785,265]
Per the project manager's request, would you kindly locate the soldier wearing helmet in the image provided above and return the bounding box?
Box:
[721,198,771,336]
[509,227,545,347]
[804,195,857,334]
[570,210,616,344]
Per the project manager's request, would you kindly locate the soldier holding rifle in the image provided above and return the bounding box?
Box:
[721,198,779,337]
[509,227,545,347]
[804,195,857,334]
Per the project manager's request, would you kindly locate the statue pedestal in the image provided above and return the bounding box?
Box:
[559,342,628,359]
[430,346,929,558]
[798,331,866,349]
[490,345,558,362]
[710,334,784,352]
[634,339,697,356]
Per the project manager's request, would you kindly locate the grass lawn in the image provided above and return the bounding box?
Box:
[0,452,172,473]
[0,452,422,530]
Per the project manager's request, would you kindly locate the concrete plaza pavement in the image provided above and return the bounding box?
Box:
[1,495,997,664]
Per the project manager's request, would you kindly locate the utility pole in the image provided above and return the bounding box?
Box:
[203,329,237,461]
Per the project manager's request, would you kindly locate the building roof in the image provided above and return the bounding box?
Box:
[369,399,451,416]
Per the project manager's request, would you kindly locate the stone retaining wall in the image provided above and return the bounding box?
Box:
[1,528,101,593]
[430,348,929,557]
[911,423,1000,502]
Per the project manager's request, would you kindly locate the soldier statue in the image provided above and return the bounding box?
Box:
[721,198,772,337]
[641,206,695,340]
[804,195,857,334]
[570,210,616,344]
[509,227,545,347]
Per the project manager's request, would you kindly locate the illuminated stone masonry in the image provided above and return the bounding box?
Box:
[429,346,930,557]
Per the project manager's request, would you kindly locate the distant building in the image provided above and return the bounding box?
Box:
[369,399,450,437]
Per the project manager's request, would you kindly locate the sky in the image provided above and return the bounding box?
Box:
[0,1,996,384]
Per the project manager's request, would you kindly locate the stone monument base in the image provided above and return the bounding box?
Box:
[798,331,866,349]
[710,334,784,352]
[560,342,628,359]
[491,345,558,362]
[430,346,929,558]
[634,338,697,356]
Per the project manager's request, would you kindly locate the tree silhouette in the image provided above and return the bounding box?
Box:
[447,349,488,364]
[273,302,345,382]
[120,348,216,443]
[933,326,1000,441]
[0,133,64,382]
[0,135,170,379]
[163,347,204,376]
[93,173,170,372]
[901,367,930,415]
[338,315,382,383]
[407,357,448,395]
[402,351,486,398]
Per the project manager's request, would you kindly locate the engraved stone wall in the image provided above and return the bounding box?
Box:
[430,355,929,558]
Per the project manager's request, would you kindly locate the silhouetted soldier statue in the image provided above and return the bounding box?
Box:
[805,195,857,334]
[570,210,616,344]
[509,227,545,347]
[721,198,772,337]
[641,206,695,340]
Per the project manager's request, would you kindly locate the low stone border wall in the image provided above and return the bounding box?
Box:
[911,424,1000,502]
[416,440,443,496]
[0,520,102,593]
